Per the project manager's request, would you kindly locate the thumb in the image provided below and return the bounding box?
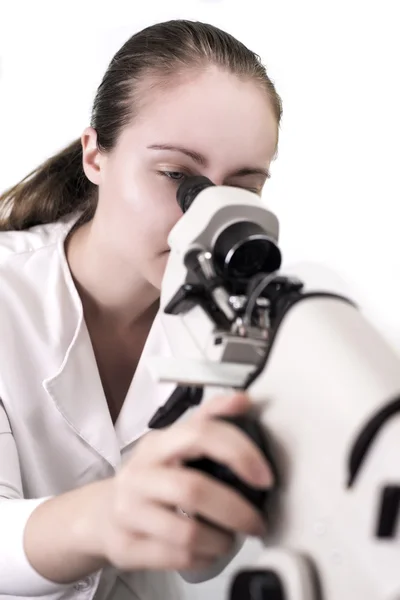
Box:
[194,391,251,420]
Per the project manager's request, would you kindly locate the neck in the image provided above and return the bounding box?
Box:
[66,219,160,330]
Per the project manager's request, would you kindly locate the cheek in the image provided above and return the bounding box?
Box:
[149,200,183,252]
[141,177,183,226]
[120,176,183,254]
[126,171,178,216]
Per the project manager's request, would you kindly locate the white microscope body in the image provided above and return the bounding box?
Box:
[148,177,400,600]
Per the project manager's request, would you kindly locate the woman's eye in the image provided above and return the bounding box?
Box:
[162,171,186,181]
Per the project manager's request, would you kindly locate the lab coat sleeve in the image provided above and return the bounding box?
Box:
[0,399,95,596]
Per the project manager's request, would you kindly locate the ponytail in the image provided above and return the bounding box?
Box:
[0,138,96,231]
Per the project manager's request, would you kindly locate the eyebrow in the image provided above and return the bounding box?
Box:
[147,144,271,179]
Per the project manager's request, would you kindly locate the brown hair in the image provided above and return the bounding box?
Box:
[0,20,283,231]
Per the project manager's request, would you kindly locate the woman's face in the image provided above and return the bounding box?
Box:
[84,66,278,289]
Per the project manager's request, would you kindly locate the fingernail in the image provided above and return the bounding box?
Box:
[252,465,273,487]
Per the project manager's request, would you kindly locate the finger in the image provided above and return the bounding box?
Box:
[136,393,251,461]
[111,533,216,572]
[137,418,273,488]
[129,466,267,536]
[194,392,250,420]
[118,500,235,558]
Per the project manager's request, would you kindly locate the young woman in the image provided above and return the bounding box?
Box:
[0,19,282,599]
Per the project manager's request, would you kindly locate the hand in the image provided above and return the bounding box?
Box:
[90,393,273,572]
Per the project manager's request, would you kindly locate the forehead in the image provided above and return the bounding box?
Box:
[124,67,278,165]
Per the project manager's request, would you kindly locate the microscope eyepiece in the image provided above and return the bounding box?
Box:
[177,175,215,213]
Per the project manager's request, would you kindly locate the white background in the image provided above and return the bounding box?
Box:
[1,1,399,598]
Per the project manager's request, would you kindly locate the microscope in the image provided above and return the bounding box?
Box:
[147,176,400,600]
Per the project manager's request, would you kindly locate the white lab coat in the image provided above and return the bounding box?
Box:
[0,213,240,599]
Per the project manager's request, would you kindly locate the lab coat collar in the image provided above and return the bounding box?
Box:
[42,215,175,469]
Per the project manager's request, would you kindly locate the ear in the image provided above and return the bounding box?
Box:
[81,126,102,185]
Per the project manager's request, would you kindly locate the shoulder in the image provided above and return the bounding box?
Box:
[0,214,80,297]
[0,215,75,265]
[0,213,80,345]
